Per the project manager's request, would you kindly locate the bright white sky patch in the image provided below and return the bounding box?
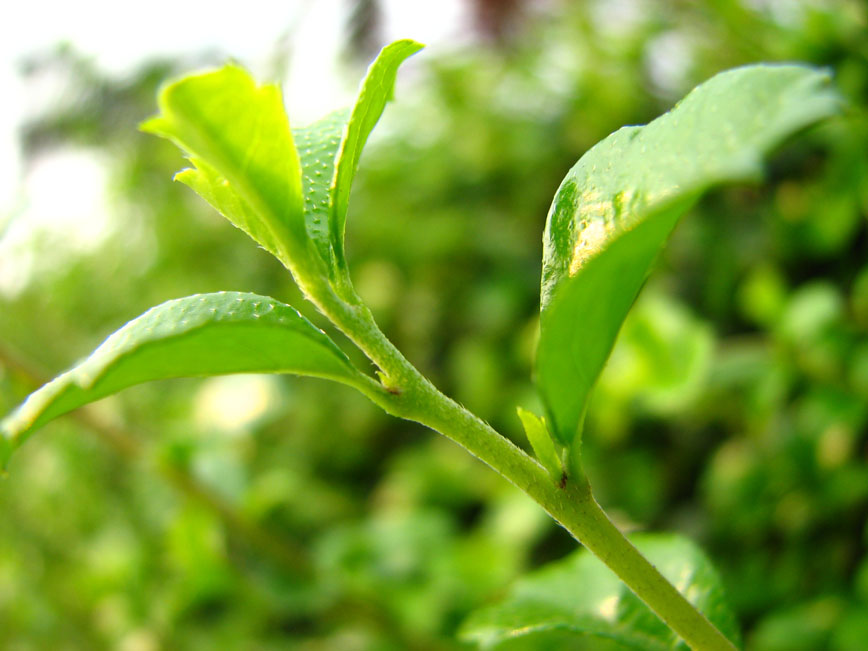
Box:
[0,148,111,296]
[382,0,470,48]
[194,375,280,435]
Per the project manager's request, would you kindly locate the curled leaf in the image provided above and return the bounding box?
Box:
[536,64,840,446]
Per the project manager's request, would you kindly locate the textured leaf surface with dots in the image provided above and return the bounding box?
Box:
[293,109,351,271]
[0,292,366,467]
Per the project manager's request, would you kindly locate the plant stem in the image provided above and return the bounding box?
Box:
[409,379,734,651]
[314,290,736,651]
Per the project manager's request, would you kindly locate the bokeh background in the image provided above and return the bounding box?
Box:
[2,1,868,649]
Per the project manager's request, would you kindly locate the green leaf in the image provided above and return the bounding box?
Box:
[460,533,741,650]
[537,64,840,445]
[293,108,351,273]
[516,407,562,478]
[330,39,423,274]
[0,292,367,468]
[288,39,421,289]
[142,42,421,298]
[141,66,314,273]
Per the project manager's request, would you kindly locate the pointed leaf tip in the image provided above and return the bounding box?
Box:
[536,64,841,446]
[142,64,313,274]
[329,39,424,276]
[276,39,423,296]
[0,292,367,464]
[517,407,562,478]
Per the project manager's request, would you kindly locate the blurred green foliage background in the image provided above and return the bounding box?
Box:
[2,1,867,649]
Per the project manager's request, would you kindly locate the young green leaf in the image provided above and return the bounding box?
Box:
[0,292,369,468]
[537,65,840,445]
[460,534,741,650]
[293,108,351,274]
[516,407,562,479]
[330,39,423,275]
[288,39,422,292]
[143,42,421,302]
[141,66,316,275]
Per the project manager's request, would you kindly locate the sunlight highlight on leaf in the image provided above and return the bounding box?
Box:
[536,64,840,447]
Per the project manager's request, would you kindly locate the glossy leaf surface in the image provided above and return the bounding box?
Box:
[142,42,421,293]
[460,534,741,650]
[537,64,840,445]
[141,66,309,270]
[1,292,365,467]
[330,39,423,272]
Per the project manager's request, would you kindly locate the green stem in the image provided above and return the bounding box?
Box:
[406,380,734,651]
[311,287,736,651]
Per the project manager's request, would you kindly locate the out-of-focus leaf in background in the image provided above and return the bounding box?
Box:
[461,533,740,650]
